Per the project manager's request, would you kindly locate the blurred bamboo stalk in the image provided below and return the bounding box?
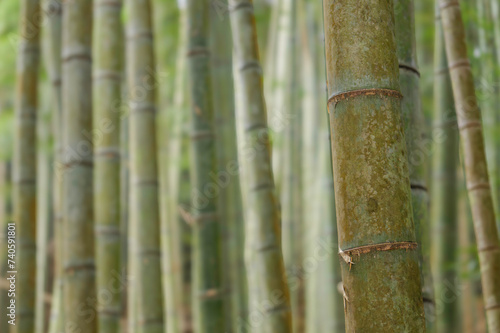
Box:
[430,3,460,331]
[229,0,292,332]
[13,0,41,331]
[60,0,96,331]
[125,0,164,331]
[93,0,124,331]
[439,0,500,330]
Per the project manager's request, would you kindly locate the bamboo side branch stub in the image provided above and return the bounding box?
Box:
[439,1,500,330]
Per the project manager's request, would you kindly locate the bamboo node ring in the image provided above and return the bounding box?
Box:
[338,241,418,269]
[328,88,403,107]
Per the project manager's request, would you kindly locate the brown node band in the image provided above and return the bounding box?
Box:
[187,47,210,58]
[230,1,253,13]
[439,1,459,10]
[458,120,481,131]
[328,88,402,107]
[198,288,225,300]
[467,182,490,192]
[485,303,500,311]
[478,245,500,253]
[448,59,470,71]
[339,241,418,265]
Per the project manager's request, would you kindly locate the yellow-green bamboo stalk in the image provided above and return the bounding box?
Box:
[13,0,41,331]
[0,162,11,333]
[209,1,248,332]
[229,1,292,332]
[439,0,500,330]
[43,1,64,332]
[125,0,164,331]
[93,0,123,331]
[61,0,96,331]
[430,4,460,331]
[323,0,426,330]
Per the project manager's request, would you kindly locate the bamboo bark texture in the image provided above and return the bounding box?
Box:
[430,6,460,331]
[13,0,40,331]
[439,0,500,330]
[93,0,123,331]
[323,0,426,331]
[125,0,164,331]
[229,1,292,332]
[61,0,96,332]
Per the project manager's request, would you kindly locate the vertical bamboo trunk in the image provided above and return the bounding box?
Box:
[229,1,292,332]
[439,0,500,330]
[61,0,96,331]
[323,0,426,331]
[209,1,248,332]
[186,0,225,331]
[303,2,344,331]
[125,0,164,331]
[120,102,129,333]
[43,1,64,331]
[486,0,500,230]
[93,0,123,331]
[394,0,436,328]
[280,0,303,331]
[158,7,187,333]
[13,0,41,331]
[35,82,54,333]
[0,162,11,333]
[430,5,460,331]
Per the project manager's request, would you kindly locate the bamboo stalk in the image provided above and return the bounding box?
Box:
[438,0,500,330]
[13,0,41,331]
[430,4,460,331]
[125,0,164,331]
[185,0,225,331]
[229,1,292,332]
[209,1,248,332]
[323,0,426,330]
[60,0,96,331]
[93,0,123,331]
[394,0,436,329]
[0,162,11,333]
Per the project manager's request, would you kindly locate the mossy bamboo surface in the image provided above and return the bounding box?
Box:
[61,0,96,331]
[209,1,248,332]
[186,0,225,331]
[157,7,187,333]
[439,0,500,330]
[229,1,292,332]
[93,0,123,331]
[394,0,435,328]
[43,1,64,331]
[13,0,41,331]
[430,6,460,332]
[323,0,426,331]
[125,0,164,331]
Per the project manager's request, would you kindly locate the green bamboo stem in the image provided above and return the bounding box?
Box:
[120,102,129,333]
[13,0,41,331]
[93,0,123,331]
[323,0,426,331]
[229,1,292,332]
[158,6,187,333]
[438,0,500,330]
[35,82,54,333]
[61,0,96,331]
[43,1,64,331]
[430,6,460,332]
[487,0,500,230]
[394,0,436,329]
[125,0,164,331]
[186,0,225,331]
[209,1,248,332]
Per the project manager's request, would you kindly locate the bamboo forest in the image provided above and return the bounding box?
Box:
[2,0,500,332]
